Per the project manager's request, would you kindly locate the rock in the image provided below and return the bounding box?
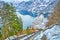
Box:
[41,35,46,40]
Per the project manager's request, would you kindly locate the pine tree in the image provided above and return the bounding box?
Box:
[0,1,23,39]
[26,27,30,35]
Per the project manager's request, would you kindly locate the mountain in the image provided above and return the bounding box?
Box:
[0,0,59,17]
[12,0,59,17]
[0,0,59,29]
[19,10,37,17]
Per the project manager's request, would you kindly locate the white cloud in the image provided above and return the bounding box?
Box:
[16,12,35,29]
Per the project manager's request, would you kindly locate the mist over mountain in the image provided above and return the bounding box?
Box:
[0,0,59,29]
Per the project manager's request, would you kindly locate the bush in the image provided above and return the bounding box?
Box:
[0,32,2,37]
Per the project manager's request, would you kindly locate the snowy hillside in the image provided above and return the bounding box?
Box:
[31,24,60,40]
[13,0,58,17]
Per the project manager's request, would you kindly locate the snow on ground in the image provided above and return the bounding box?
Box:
[44,25,60,40]
[32,25,60,40]
[5,34,26,40]
[20,33,35,40]
[32,14,48,29]
[34,31,44,40]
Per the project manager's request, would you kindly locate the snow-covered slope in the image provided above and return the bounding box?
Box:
[32,14,48,29]
[13,0,59,17]
[33,24,60,40]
